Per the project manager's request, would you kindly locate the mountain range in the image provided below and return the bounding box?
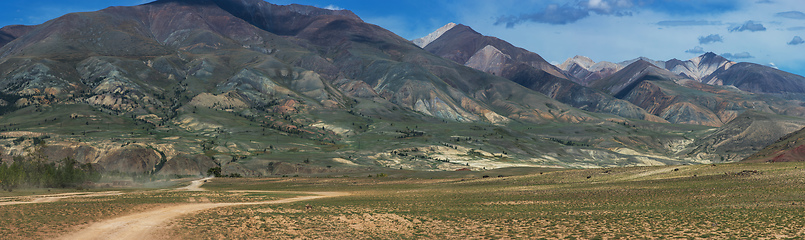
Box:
[1,0,804,177]
[417,23,664,122]
[417,22,805,161]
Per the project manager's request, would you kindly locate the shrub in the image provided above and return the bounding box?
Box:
[0,157,100,190]
[207,167,223,177]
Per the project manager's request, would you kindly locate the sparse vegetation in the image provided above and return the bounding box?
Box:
[0,163,803,239]
[0,1,803,238]
[206,167,222,178]
[169,163,805,239]
[0,157,100,191]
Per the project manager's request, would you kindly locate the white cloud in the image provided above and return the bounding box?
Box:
[776,11,805,19]
[657,20,722,27]
[789,36,804,45]
[722,52,754,59]
[728,21,767,32]
[323,5,343,11]
[588,0,610,12]
[686,46,705,54]
[699,34,724,44]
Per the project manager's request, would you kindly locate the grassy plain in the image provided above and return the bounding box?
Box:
[0,183,302,239]
[0,162,804,239]
[168,162,805,239]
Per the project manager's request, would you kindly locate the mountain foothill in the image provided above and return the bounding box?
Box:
[1,0,804,177]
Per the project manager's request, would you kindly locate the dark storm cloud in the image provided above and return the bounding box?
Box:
[722,52,754,59]
[789,36,805,45]
[776,11,805,20]
[729,21,766,32]
[698,34,723,44]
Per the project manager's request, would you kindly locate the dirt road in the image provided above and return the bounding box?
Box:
[0,191,122,206]
[620,166,680,181]
[1,177,211,206]
[175,177,214,191]
[59,178,347,240]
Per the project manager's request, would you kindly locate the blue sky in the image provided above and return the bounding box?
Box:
[1,0,804,76]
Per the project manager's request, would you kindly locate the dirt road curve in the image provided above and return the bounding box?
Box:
[175,177,214,191]
[59,178,347,240]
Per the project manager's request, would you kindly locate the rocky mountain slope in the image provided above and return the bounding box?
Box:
[743,124,805,162]
[693,111,805,162]
[418,24,663,122]
[558,56,622,86]
[0,1,803,177]
[562,53,805,95]
[665,52,735,82]
[588,60,684,98]
[703,62,805,94]
[541,38,805,155]
[0,0,686,176]
[586,59,805,126]
[412,22,456,48]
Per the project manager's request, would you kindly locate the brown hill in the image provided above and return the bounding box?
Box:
[0,25,35,48]
[691,111,805,162]
[589,60,683,98]
[704,62,805,94]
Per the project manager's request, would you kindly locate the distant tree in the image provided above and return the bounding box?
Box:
[207,167,222,177]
